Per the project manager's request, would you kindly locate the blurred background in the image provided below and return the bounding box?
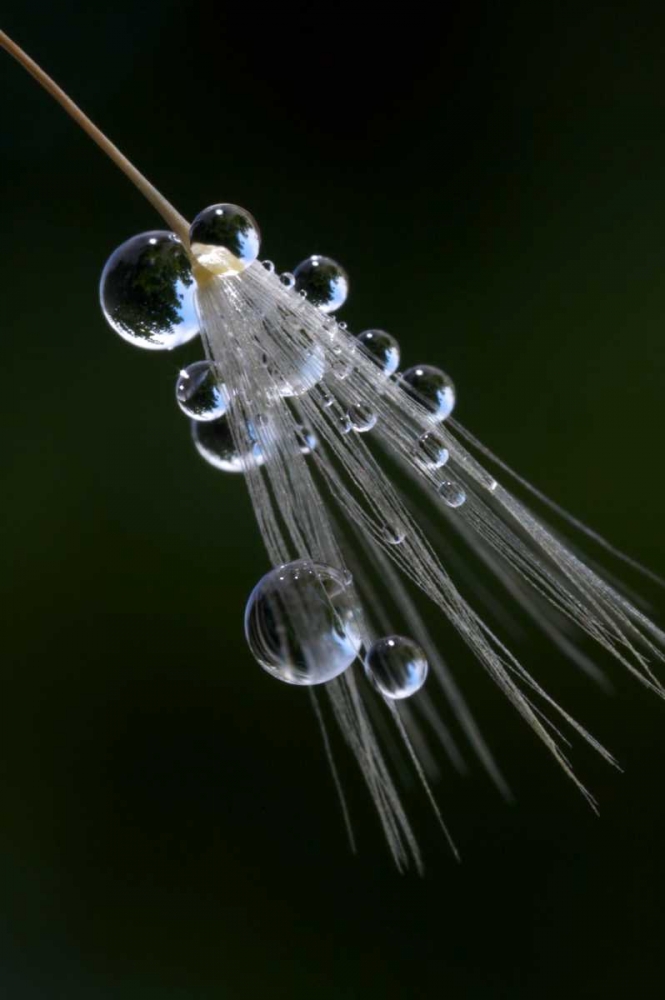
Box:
[1,1,664,996]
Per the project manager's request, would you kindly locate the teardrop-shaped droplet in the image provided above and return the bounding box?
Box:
[293,255,349,313]
[364,635,428,699]
[189,203,260,276]
[382,524,406,545]
[295,424,318,455]
[356,329,400,376]
[438,480,466,508]
[100,231,199,350]
[176,361,229,421]
[417,430,450,469]
[191,414,263,473]
[401,365,456,421]
[348,403,377,433]
[244,560,363,685]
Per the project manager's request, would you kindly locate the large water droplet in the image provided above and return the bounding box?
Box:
[176,361,229,421]
[293,255,349,313]
[401,365,456,421]
[356,329,400,376]
[191,414,263,472]
[189,204,260,276]
[244,560,363,685]
[417,430,450,469]
[438,480,466,508]
[100,231,199,350]
[364,635,428,699]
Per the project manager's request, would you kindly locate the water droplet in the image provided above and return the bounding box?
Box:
[191,414,264,472]
[176,361,229,421]
[280,272,296,289]
[382,524,406,545]
[189,203,260,276]
[364,635,428,699]
[417,430,450,469]
[335,408,352,434]
[438,480,466,508]
[337,321,348,331]
[244,560,363,685]
[295,424,317,455]
[356,329,400,376]
[348,403,377,433]
[319,386,335,408]
[262,259,275,272]
[100,231,199,350]
[401,365,456,421]
[293,255,349,313]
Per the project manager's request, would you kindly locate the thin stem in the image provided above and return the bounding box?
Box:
[0,30,190,244]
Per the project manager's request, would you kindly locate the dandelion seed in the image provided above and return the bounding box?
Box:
[4,30,665,872]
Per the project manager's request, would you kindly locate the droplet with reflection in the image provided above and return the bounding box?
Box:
[365,635,428,699]
[100,231,199,350]
[293,255,349,312]
[191,413,264,472]
[356,329,400,376]
[244,560,363,685]
[401,365,456,421]
[189,203,260,276]
[176,361,229,421]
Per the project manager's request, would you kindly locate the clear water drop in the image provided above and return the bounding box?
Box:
[348,403,377,433]
[364,635,428,699]
[100,231,199,350]
[295,424,317,455]
[293,255,349,313]
[191,414,264,473]
[189,203,260,276]
[382,524,406,545]
[356,329,400,376]
[438,480,466,508]
[280,272,296,289]
[244,560,363,685]
[176,361,229,421]
[319,386,335,408]
[262,259,275,272]
[401,365,456,421]
[417,430,450,469]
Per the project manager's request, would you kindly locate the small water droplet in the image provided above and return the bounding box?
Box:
[191,414,264,473]
[382,524,406,545]
[244,560,363,685]
[417,430,450,469]
[401,365,456,421]
[364,635,428,699]
[356,329,400,376]
[189,203,260,276]
[438,480,466,508]
[176,361,228,421]
[348,403,377,433]
[293,255,349,313]
[100,231,199,350]
[295,424,317,455]
[280,272,296,289]
[262,259,275,272]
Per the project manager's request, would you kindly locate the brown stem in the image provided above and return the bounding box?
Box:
[0,29,191,243]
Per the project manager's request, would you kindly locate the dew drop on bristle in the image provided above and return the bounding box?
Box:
[348,403,377,433]
[401,365,456,421]
[176,361,229,421]
[365,636,429,699]
[417,430,450,469]
[100,231,199,350]
[244,560,364,685]
[295,424,317,454]
[438,480,466,508]
[280,272,295,289]
[191,414,264,472]
[382,524,406,545]
[356,329,400,376]
[293,255,349,313]
[262,260,275,272]
[189,203,260,276]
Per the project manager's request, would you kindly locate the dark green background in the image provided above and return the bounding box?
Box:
[2,2,665,996]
